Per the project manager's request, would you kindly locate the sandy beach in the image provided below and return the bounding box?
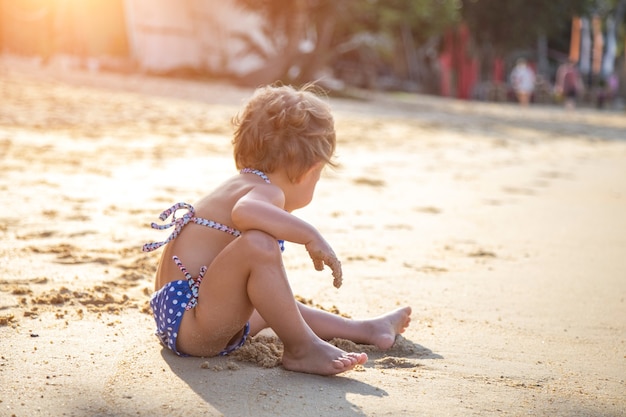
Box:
[1,59,625,417]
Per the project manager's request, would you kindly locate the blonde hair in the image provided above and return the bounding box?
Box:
[232,84,337,182]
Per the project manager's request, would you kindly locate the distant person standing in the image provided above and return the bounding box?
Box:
[509,58,536,106]
[606,72,619,108]
[555,60,584,110]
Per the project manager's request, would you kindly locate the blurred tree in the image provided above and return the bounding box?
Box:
[233,0,460,89]
[331,0,461,90]
[232,0,305,84]
[460,0,594,54]
[336,0,460,45]
[233,0,339,85]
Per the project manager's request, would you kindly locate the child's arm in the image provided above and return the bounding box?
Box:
[232,184,343,287]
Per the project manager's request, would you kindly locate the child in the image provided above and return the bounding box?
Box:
[143,84,412,376]
[509,58,535,106]
[555,59,584,110]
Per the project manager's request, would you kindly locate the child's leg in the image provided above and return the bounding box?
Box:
[298,304,411,350]
[250,304,411,350]
[177,230,367,375]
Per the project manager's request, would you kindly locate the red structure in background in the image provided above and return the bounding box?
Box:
[438,23,478,100]
[493,58,505,83]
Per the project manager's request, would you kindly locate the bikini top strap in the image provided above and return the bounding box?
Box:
[240,168,271,184]
[142,202,195,252]
[143,171,284,253]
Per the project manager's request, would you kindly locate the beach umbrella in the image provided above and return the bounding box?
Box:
[569,17,581,63]
[592,16,603,75]
[602,17,617,77]
[580,17,591,75]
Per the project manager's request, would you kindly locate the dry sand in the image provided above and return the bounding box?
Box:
[1,58,625,417]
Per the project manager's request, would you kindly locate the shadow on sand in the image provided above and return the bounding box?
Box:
[161,336,440,417]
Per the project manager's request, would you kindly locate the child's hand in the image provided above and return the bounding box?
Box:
[305,240,343,288]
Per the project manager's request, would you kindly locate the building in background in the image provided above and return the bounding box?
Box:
[0,0,268,78]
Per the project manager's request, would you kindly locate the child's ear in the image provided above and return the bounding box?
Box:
[295,161,324,184]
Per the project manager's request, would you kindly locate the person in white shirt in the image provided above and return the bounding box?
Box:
[510,58,536,106]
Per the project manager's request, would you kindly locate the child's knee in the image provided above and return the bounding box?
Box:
[239,230,282,260]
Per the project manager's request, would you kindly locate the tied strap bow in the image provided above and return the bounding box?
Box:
[142,202,196,252]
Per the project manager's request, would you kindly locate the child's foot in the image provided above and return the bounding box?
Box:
[282,339,368,376]
[368,306,412,350]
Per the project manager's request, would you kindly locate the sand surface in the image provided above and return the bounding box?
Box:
[1,59,625,417]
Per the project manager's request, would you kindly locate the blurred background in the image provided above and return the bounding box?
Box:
[0,0,625,108]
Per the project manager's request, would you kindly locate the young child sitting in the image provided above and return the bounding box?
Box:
[143,84,412,376]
